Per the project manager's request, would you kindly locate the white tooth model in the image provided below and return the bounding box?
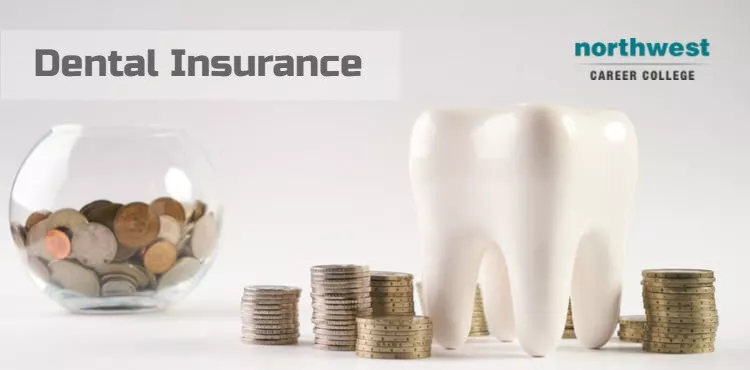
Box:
[409,105,638,357]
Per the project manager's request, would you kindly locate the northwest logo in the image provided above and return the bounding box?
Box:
[575,38,710,57]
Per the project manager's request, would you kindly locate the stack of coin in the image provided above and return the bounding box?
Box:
[355,316,433,360]
[618,315,646,343]
[310,265,373,351]
[470,286,490,336]
[10,197,217,297]
[241,285,301,345]
[563,298,576,339]
[416,282,490,336]
[370,272,415,317]
[641,269,718,354]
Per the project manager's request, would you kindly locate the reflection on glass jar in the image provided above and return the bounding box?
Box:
[9,125,221,313]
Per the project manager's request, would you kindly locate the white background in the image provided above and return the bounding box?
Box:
[0,0,748,369]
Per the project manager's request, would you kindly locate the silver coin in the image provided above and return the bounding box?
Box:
[27,219,52,260]
[101,278,137,297]
[158,257,201,289]
[92,263,152,289]
[176,233,192,252]
[27,255,50,282]
[100,272,138,287]
[71,222,118,266]
[157,215,183,245]
[49,260,100,296]
[10,222,27,248]
[47,208,88,231]
[190,213,218,261]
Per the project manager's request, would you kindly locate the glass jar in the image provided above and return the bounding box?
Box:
[9,125,221,313]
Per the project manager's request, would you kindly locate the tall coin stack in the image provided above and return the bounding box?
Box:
[416,282,490,336]
[641,269,718,354]
[310,265,373,351]
[240,285,301,345]
[618,315,646,343]
[563,298,576,339]
[370,272,415,316]
[355,316,433,359]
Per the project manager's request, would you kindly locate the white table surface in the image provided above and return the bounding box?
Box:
[1,297,745,370]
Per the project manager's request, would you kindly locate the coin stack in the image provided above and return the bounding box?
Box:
[240,285,301,345]
[310,265,373,351]
[641,269,718,354]
[415,282,490,336]
[618,315,646,343]
[370,272,415,317]
[10,197,217,297]
[563,298,576,339]
[355,316,433,360]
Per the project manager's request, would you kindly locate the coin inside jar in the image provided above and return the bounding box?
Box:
[157,215,183,245]
[190,213,218,261]
[83,202,122,229]
[113,202,160,249]
[71,222,118,266]
[151,197,186,223]
[143,240,178,274]
[49,260,100,297]
[25,210,51,229]
[10,222,27,248]
[44,229,72,260]
[79,199,112,215]
[46,209,88,231]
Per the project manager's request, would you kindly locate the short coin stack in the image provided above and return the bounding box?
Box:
[310,265,373,351]
[355,316,433,359]
[240,285,301,345]
[618,315,646,343]
[563,298,576,339]
[370,272,415,316]
[416,282,490,336]
[641,269,718,354]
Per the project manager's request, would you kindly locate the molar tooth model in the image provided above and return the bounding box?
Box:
[409,105,639,357]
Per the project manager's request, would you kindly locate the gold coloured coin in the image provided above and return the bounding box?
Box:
[641,340,714,349]
[356,316,431,325]
[647,311,718,319]
[370,271,413,280]
[358,334,434,342]
[356,344,431,353]
[646,331,715,340]
[648,316,718,325]
[642,269,714,279]
[642,278,715,287]
[645,336,714,345]
[150,197,186,223]
[355,351,430,360]
[356,339,432,347]
[645,305,716,312]
[642,292,715,300]
[643,286,715,294]
[619,315,646,324]
[370,281,412,287]
[113,202,160,249]
[645,325,717,334]
[143,240,178,274]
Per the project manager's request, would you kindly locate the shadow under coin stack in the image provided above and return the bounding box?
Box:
[240,285,301,345]
[11,197,217,298]
[310,265,373,351]
[563,298,575,339]
[641,269,718,354]
[415,282,490,336]
[355,316,433,359]
[618,315,646,343]
[370,272,415,316]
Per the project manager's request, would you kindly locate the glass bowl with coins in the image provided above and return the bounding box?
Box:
[9,124,221,313]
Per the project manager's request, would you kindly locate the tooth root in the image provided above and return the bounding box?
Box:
[505,235,576,357]
[422,234,484,350]
[571,231,623,348]
[478,245,515,342]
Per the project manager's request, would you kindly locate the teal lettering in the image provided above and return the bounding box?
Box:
[646,42,669,56]
[668,43,684,57]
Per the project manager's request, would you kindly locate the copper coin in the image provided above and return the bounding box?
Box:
[157,215,183,245]
[44,229,72,260]
[46,208,88,231]
[25,211,51,229]
[143,240,178,274]
[71,222,118,266]
[151,197,186,223]
[82,202,122,229]
[79,199,112,215]
[113,202,160,249]
[190,212,218,261]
